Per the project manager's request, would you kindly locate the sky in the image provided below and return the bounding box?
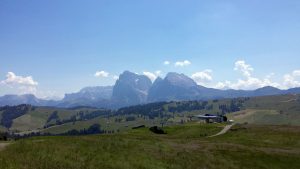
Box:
[0,0,300,99]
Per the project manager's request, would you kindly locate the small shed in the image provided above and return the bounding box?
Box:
[194,114,227,123]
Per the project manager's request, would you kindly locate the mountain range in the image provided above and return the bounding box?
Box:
[1,71,300,108]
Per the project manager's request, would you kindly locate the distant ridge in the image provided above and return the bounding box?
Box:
[1,71,300,108]
[111,71,152,107]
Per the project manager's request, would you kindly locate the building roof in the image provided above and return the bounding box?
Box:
[194,114,219,119]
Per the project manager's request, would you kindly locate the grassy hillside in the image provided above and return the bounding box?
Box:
[81,94,300,130]
[227,94,300,125]
[0,94,299,135]
[41,116,159,135]
[0,123,299,169]
[0,106,112,133]
[227,109,300,125]
[11,114,45,131]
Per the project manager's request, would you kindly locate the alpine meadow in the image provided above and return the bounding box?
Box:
[1,1,300,169]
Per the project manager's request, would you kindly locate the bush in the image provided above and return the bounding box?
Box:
[149,126,166,134]
[132,125,145,129]
[0,133,7,141]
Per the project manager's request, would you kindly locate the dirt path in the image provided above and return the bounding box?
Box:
[15,123,67,135]
[0,142,11,151]
[281,94,298,103]
[281,99,297,103]
[208,124,235,138]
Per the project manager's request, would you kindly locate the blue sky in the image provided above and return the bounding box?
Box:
[0,0,300,99]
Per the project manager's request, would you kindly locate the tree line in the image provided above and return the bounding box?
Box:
[0,104,32,128]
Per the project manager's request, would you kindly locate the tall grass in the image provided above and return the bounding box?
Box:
[0,123,299,169]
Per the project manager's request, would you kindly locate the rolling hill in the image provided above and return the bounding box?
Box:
[0,94,299,135]
[1,123,299,169]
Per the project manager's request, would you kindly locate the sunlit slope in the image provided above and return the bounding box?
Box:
[227,94,300,125]
[0,123,299,169]
[1,94,299,134]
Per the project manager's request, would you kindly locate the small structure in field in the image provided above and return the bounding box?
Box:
[194,114,227,123]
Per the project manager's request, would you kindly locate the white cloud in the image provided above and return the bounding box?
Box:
[191,69,213,86]
[113,75,119,80]
[283,70,300,89]
[164,61,170,65]
[265,73,275,79]
[215,81,232,89]
[155,70,162,75]
[94,71,109,78]
[175,60,191,67]
[1,72,38,86]
[215,67,300,90]
[292,70,300,77]
[143,72,156,81]
[215,60,281,90]
[0,72,39,95]
[143,70,162,82]
[36,90,64,100]
[234,60,254,78]
[224,77,280,90]
[0,72,65,99]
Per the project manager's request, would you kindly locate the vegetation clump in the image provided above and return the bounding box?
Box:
[149,126,166,134]
[132,125,145,129]
[0,104,31,128]
[0,132,8,141]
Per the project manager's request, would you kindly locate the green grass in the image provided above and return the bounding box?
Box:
[1,94,299,134]
[163,123,225,138]
[42,117,103,134]
[212,124,300,149]
[42,116,163,134]
[10,114,46,132]
[227,109,300,125]
[2,107,100,133]
[0,123,299,169]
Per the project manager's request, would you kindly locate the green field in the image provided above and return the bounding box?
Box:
[40,94,300,134]
[226,109,300,125]
[41,116,159,134]
[0,123,299,169]
[225,94,300,125]
[1,94,299,135]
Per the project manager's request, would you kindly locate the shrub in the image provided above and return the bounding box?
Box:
[149,126,166,134]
